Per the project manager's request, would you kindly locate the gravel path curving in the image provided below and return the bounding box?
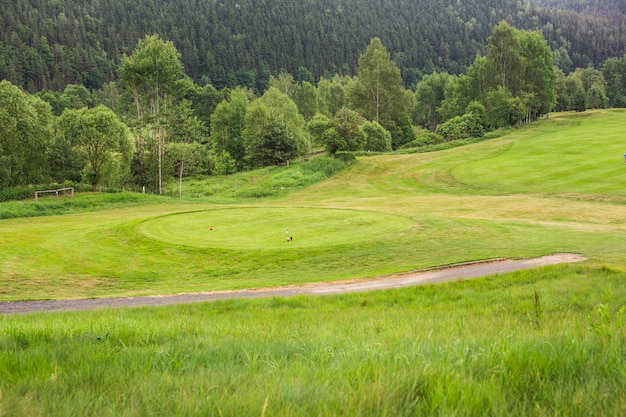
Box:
[0,253,586,315]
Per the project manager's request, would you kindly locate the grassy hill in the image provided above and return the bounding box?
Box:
[0,110,625,416]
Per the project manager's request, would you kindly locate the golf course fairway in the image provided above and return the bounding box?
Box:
[1,110,626,417]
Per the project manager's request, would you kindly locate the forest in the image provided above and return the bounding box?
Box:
[2,0,626,92]
[3,1,626,196]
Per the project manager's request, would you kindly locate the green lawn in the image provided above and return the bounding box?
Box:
[452,110,626,195]
[1,110,626,416]
[134,207,413,250]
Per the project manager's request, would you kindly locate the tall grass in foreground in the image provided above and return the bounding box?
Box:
[1,264,624,416]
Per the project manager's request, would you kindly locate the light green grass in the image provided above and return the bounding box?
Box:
[2,110,626,416]
[134,207,413,249]
[2,111,626,299]
[452,110,626,195]
[1,265,624,416]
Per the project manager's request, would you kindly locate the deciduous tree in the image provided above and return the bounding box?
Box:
[348,38,410,127]
[483,21,523,95]
[321,107,365,154]
[602,56,626,107]
[362,120,392,152]
[58,105,131,191]
[242,88,308,167]
[210,87,250,170]
[119,34,184,194]
[0,80,53,187]
[414,72,450,129]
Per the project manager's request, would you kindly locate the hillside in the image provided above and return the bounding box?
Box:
[2,0,626,92]
[2,109,626,300]
[1,110,625,416]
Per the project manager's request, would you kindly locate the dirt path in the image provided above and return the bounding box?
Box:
[0,253,586,315]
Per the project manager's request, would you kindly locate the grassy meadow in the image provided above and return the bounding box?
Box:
[1,110,626,415]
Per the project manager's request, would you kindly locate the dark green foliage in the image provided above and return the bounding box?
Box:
[245,117,300,167]
[485,88,527,128]
[300,156,353,178]
[573,88,588,112]
[602,56,626,107]
[401,131,445,149]
[0,185,42,202]
[0,81,54,187]
[553,67,606,112]
[242,88,308,168]
[306,113,331,148]
[2,0,626,92]
[414,72,451,130]
[331,152,357,164]
[321,108,365,155]
[362,121,392,152]
[210,88,250,171]
[436,113,484,141]
[47,130,86,184]
[58,105,131,191]
[388,118,417,150]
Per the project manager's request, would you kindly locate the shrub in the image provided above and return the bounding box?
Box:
[436,113,484,141]
[401,131,445,149]
[361,120,392,152]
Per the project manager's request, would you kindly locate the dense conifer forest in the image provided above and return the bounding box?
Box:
[2,0,626,92]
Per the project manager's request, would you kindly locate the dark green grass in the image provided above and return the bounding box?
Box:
[163,155,352,202]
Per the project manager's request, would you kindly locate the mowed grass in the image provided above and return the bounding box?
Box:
[1,264,625,416]
[1,110,626,415]
[134,207,414,249]
[452,109,626,195]
[2,110,626,299]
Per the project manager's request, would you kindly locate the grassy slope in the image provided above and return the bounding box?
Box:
[1,110,626,416]
[2,111,626,300]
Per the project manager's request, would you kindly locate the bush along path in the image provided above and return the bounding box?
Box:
[0,253,586,315]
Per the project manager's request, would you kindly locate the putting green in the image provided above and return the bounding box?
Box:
[134,207,415,249]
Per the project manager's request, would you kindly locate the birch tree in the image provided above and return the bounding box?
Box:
[348,38,409,127]
[119,35,184,194]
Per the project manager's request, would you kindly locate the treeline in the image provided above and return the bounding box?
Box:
[3,0,626,93]
[5,23,626,196]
